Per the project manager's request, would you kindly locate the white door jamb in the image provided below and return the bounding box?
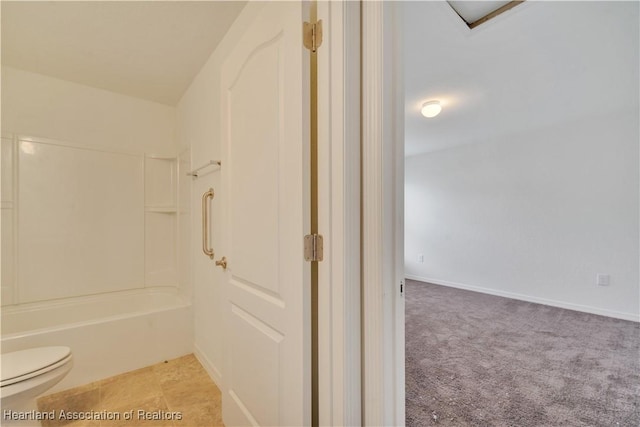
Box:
[361,1,405,426]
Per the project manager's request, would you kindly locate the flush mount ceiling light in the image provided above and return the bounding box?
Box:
[421,100,442,118]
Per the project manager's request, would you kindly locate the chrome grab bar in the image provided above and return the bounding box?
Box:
[202,188,214,259]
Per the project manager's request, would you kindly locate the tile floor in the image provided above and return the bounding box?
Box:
[37,354,223,427]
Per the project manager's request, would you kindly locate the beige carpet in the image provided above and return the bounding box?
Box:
[405,279,640,426]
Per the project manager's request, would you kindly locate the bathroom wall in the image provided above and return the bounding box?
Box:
[175,1,258,386]
[1,66,175,154]
[405,108,640,320]
[1,67,186,305]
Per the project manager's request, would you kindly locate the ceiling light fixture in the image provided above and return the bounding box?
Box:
[421,100,442,118]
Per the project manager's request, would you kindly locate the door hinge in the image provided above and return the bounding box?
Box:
[304,234,324,262]
[303,20,323,53]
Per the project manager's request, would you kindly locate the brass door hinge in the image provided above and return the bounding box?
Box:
[304,234,324,262]
[303,20,323,53]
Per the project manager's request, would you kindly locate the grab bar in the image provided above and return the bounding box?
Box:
[202,188,215,259]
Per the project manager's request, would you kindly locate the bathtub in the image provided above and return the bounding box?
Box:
[1,287,193,393]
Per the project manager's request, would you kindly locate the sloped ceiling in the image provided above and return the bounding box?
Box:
[405,1,639,156]
[1,1,247,106]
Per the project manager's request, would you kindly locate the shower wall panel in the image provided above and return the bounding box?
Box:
[17,139,145,303]
[1,137,15,305]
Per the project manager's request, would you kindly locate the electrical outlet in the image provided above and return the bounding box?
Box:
[597,274,610,287]
[418,254,424,263]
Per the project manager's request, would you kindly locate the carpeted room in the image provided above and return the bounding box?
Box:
[405,281,639,426]
[403,1,639,426]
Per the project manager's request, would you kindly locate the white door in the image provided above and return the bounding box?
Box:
[219,2,310,426]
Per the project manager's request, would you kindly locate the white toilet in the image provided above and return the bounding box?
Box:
[1,346,73,411]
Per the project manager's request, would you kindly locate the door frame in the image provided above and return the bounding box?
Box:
[317,1,362,425]
[360,1,405,426]
[316,1,405,424]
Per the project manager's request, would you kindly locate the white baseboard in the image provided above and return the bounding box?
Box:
[193,344,223,389]
[405,274,640,323]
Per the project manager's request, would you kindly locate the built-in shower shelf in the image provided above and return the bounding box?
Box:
[144,155,178,287]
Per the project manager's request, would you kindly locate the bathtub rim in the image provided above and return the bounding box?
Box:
[1,286,191,340]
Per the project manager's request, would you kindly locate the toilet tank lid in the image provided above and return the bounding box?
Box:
[1,346,72,382]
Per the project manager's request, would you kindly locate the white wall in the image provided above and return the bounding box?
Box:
[175,1,259,386]
[1,66,175,154]
[405,109,639,321]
